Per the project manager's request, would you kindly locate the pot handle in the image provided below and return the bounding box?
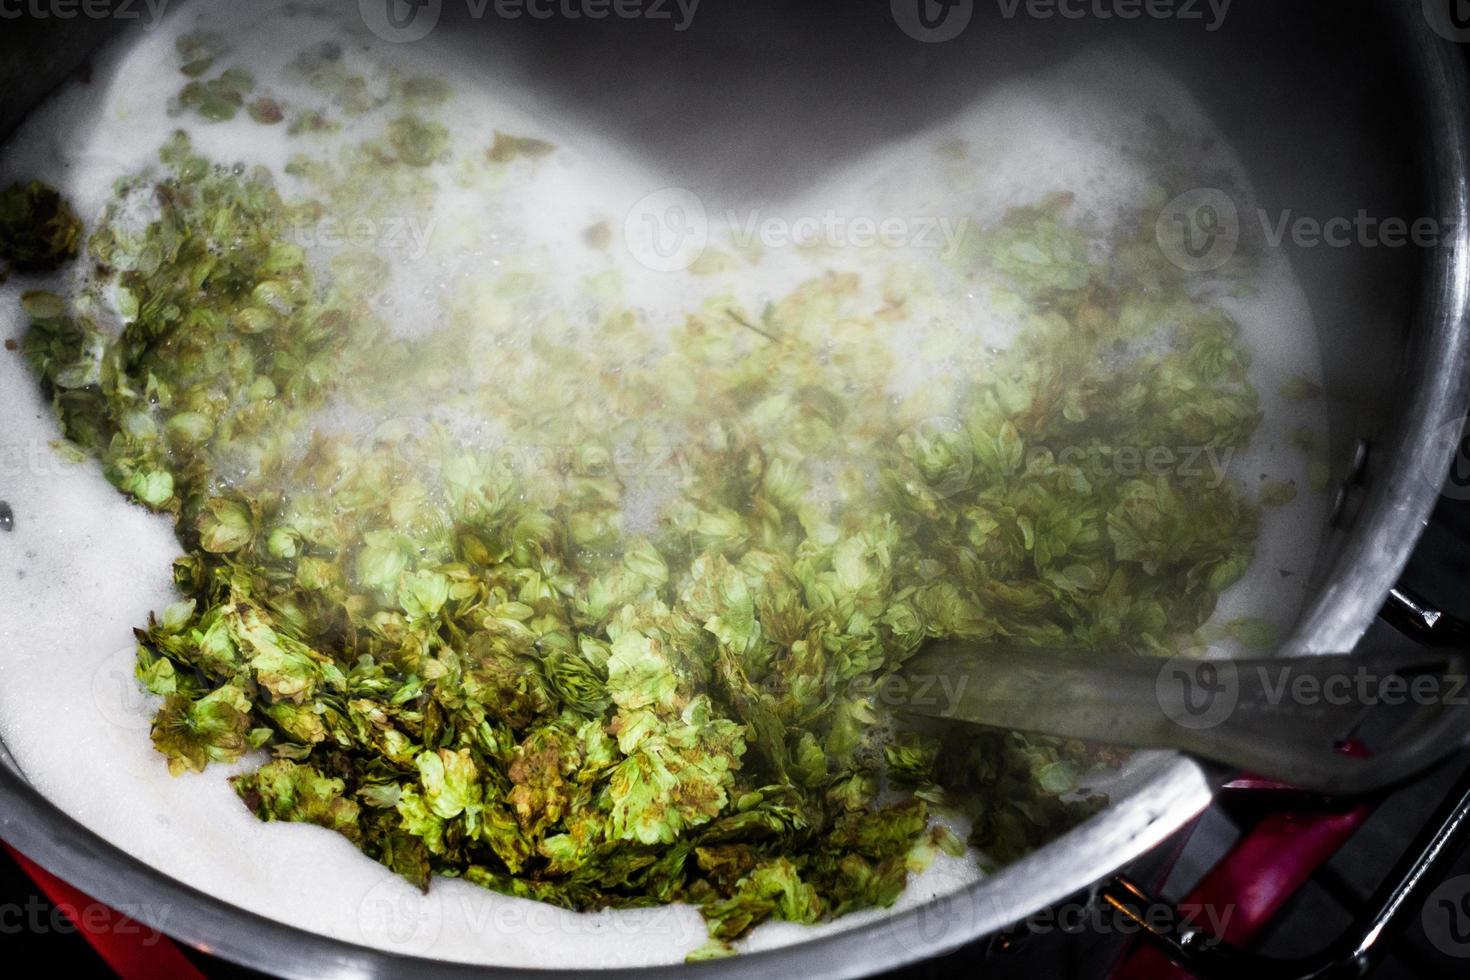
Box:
[1102,757,1470,980]
[1380,585,1470,646]
[4,843,206,980]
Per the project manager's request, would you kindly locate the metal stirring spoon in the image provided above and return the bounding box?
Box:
[897,641,1470,796]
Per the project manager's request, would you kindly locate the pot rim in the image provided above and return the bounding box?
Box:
[2,5,1467,978]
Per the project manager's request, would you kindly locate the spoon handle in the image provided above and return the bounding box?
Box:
[899,642,1470,795]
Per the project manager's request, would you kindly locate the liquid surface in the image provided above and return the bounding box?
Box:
[0,0,1328,966]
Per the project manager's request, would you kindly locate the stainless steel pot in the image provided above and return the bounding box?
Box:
[2,1,1468,976]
